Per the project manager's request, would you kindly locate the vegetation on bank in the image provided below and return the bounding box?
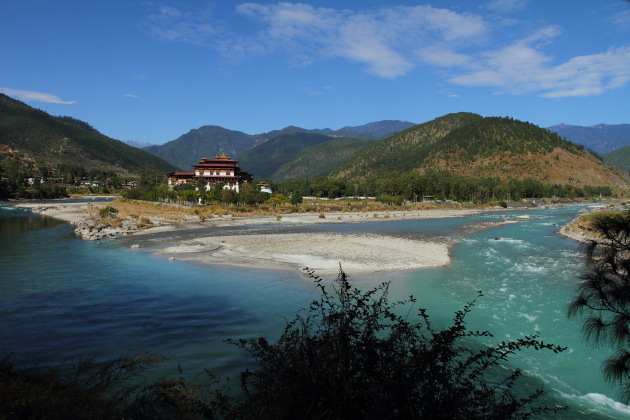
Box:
[568,207,630,404]
[101,163,616,210]
[270,171,615,202]
[0,149,154,200]
[1,268,567,419]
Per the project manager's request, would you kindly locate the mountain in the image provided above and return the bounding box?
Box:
[144,120,414,171]
[338,120,417,139]
[125,139,156,149]
[547,123,630,154]
[236,133,334,180]
[251,126,320,147]
[603,145,630,173]
[312,120,417,140]
[332,113,629,189]
[332,112,483,179]
[0,94,177,173]
[267,137,374,182]
[144,125,256,170]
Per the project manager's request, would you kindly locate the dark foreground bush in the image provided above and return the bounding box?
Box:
[225,268,567,419]
[0,268,567,419]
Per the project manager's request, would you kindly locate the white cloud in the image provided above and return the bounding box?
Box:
[449,31,630,98]
[0,87,76,104]
[141,2,630,97]
[144,2,486,78]
[124,93,139,98]
[234,3,486,78]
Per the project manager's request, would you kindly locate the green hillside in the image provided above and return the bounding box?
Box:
[331,113,626,189]
[236,132,333,180]
[332,112,483,178]
[145,125,256,170]
[0,94,176,173]
[271,137,374,182]
[604,145,630,173]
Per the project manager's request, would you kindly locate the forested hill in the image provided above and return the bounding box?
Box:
[144,125,256,170]
[604,145,630,173]
[331,113,628,188]
[236,132,334,180]
[332,112,483,178]
[0,94,177,173]
[271,137,374,182]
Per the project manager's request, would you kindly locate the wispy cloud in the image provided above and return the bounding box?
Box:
[234,3,486,78]
[0,87,76,104]
[142,2,630,97]
[449,27,630,97]
[485,0,529,14]
[143,5,219,44]
[607,7,630,29]
[124,93,139,98]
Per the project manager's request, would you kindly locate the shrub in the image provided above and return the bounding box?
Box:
[98,205,118,218]
[226,268,567,419]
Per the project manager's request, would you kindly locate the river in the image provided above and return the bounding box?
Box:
[0,201,628,419]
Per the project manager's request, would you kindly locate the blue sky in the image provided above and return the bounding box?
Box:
[1,0,629,145]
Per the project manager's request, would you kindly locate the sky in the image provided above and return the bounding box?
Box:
[1,0,629,145]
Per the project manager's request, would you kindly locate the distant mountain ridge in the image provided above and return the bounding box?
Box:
[546,123,630,154]
[144,120,415,170]
[0,94,177,173]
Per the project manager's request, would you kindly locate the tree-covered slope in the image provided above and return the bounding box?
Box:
[236,132,333,180]
[271,137,374,182]
[332,112,484,178]
[332,113,629,189]
[604,145,630,173]
[0,94,177,173]
[145,125,256,170]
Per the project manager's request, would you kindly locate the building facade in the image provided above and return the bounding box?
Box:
[167,154,253,192]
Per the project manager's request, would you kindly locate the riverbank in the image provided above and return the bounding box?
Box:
[156,232,451,275]
[14,200,494,273]
[14,200,488,238]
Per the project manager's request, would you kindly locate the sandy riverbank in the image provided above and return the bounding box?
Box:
[156,232,451,275]
[13,200,490,274]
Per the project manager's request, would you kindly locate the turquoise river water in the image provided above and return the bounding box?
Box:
[1,201,629,419]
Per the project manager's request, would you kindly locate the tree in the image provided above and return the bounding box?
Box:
[227,267,566,419]
[568,209,630,403]
[289,192,303,206]
[136,164,164,188]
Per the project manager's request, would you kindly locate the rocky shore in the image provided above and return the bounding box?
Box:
[14,202,145,240]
